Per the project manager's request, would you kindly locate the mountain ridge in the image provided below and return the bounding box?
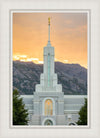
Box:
[13,61,87,95]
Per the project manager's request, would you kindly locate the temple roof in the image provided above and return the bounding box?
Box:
[20,95,87,112]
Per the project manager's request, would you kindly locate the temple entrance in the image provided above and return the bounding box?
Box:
[44,119,53,125]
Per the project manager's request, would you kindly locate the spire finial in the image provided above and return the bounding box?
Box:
[48,17,51,43]
[48,17,50,25]
[47,17,51,46]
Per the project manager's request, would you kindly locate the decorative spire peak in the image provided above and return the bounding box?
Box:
[48,17,50,25]
[47,17,51,46]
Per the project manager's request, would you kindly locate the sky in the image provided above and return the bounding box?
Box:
[13,13,87,68]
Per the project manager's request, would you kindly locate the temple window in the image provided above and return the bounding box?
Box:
[45,99,53,115]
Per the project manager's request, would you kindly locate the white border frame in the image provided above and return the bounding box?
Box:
[0,0,100,138]
[10,9,90,129]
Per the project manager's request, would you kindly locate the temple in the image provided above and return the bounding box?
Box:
[21,18,87,125]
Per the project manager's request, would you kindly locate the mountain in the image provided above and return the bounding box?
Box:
[13,61,87,95]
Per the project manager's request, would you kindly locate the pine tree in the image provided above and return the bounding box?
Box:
[13,89,29,125]
[77,98,87,125]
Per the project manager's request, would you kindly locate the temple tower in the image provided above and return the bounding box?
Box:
[30,18,65,125]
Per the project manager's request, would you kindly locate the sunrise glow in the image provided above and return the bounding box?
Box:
[13,13,87,68]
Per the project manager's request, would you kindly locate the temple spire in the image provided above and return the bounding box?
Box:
[48,17,50,41]
[47,17,51,46]
[48,17,50,25]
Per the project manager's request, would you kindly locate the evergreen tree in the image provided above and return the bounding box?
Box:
[13,89,29,125]
[77,98,87,125]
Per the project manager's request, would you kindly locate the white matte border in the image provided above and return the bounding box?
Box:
[0,0,100,138]
[10,9,90,129]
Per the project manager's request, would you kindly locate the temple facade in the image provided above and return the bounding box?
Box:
[21,18,87,125]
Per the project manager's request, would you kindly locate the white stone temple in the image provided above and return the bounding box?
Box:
[21,18,87,126]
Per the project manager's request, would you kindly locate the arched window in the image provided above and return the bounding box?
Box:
[69,123,76,125]
[45,99,53,115]
[44,119,53,125]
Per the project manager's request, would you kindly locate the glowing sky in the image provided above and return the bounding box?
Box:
[13,13,87,68]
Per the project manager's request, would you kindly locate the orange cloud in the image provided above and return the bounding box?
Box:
[13,13,87,68]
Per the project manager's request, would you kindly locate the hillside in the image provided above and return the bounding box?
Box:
[13,61,87,95]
